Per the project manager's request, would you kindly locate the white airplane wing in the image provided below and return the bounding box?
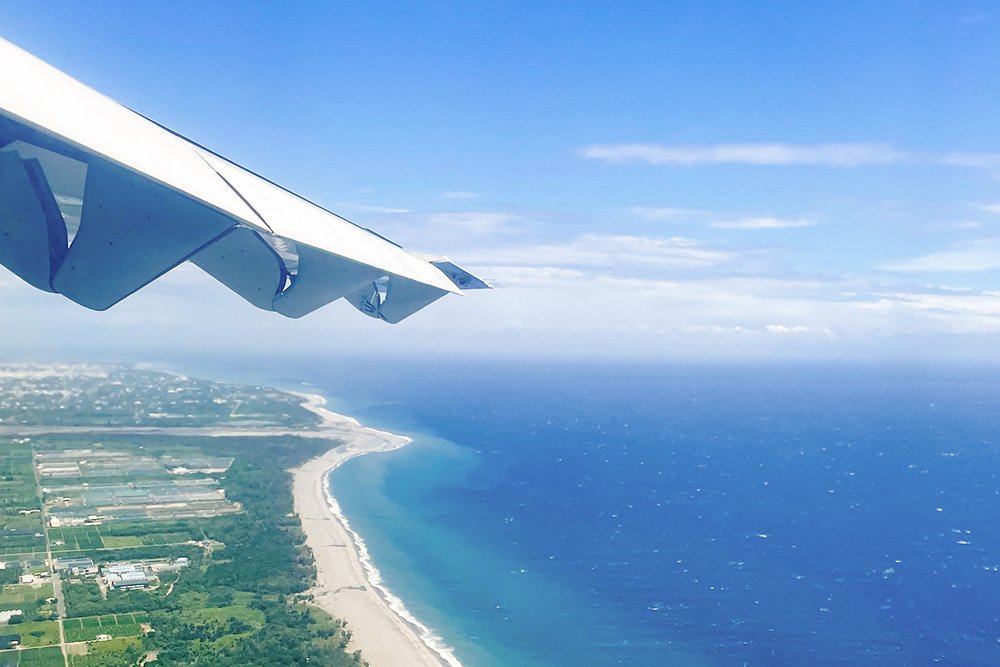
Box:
[0,36,489,322]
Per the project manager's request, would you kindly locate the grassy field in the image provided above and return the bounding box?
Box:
[96,537,139,549]
[11,621,61,647]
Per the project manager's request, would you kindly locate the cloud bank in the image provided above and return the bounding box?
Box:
[581,143,906,167]
[710,217,817,230]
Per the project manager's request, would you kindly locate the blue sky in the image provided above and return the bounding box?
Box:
[2,1,1000,361]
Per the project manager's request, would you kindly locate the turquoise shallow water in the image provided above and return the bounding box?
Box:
[180,357,1000,667]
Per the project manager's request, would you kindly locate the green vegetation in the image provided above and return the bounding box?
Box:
[0,441,36,510]
[64,580,179,619]
[11,621,60,647]
[186,604,264,627]
[5,646,66,667]
[137,434,366,666]
[95,537,139,549]
[0,583,56,622]
[0,565,23,586]
[62,614,148,641]
[49,526,196,553]
[67,637,142,667]
[0,366,319,428]
[0,440,44,559]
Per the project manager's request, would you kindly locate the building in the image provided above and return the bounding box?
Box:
[18,574,33,584]
[102,563,149,590]
[0,610,22,625]
[148,557,190,574]
[54,557,95,575]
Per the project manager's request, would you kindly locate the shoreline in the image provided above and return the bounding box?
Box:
[289,392,463,667]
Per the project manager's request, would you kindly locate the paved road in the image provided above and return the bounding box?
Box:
[37,454,69,667]
[51,571,67,618]
[0,424,337,438]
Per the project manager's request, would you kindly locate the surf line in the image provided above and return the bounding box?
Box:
[321,457,466,667]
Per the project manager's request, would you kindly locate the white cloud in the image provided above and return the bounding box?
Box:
[424,212,518,234]
[710,217,817,230]
[339,203,411,214]
[940,153,1000,169]
[883,240,1000,272]
[766,324,810,334]
[580,143,1000,176]
[442,191,481,199]
[7,251,1000,362]
[628,207,697,220]
[580,142,906,167]
[459,234,735,270]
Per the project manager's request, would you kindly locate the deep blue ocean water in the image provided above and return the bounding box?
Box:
[197,359,1000,666]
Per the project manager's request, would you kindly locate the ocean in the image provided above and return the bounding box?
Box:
[201,358,1000,666]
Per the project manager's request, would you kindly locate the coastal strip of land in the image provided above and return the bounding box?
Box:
[0,368,456,667]
[290,394,456,667]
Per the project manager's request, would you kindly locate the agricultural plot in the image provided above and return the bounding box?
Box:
[0,535,46,558]
[0,583,56,621]
[35,451,169,481]
[63,614,146,643]
[138,533,188,546]
[0,442,36,510]
[67,636,142,667]
[0,443,43,559]
[49,527,102,552]
[48,525,193,554]
[95,537,139,549]
[0,646,65,667]
[8,621,60,647]
[0,544,46,559]
[45,477,240,526]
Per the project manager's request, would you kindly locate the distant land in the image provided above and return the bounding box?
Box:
[0,363,377,667]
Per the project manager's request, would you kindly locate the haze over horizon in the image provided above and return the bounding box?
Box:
[2,1,1000,362]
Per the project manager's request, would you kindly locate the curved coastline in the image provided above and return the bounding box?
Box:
[290,392,465,667]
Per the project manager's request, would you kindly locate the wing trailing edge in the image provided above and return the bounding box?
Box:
[0,36,489,322]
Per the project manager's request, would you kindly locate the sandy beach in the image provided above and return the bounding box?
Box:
[290,393,457,667]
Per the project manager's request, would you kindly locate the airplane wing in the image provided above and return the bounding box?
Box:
[0,36,490,322]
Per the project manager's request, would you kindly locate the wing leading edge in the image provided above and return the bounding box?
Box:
[0,36,489,321]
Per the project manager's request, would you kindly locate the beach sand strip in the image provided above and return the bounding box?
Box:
[291,393,451,667]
